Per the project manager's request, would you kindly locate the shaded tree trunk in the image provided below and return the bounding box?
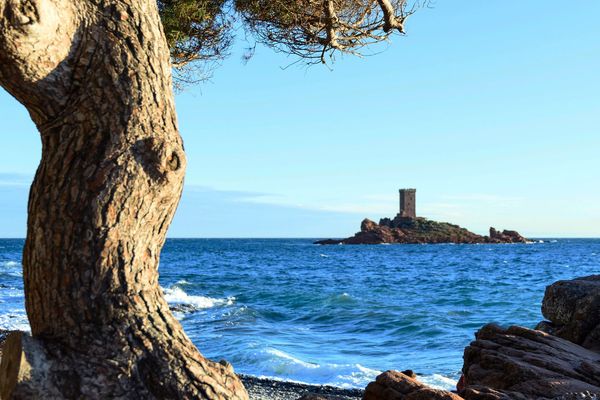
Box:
[0,0,247,398]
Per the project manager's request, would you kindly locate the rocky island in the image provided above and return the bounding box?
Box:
[363,275,600,400]
[316,189,529,245]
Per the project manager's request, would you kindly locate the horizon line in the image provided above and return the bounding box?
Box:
[1,236,599,240]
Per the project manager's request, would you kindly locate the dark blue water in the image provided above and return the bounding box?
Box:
[1,239,599,389]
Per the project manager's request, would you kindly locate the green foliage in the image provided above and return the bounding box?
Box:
[157,0,427,84]
[158,0,233,84]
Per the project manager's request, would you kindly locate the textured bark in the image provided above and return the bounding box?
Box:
[0,0,247,398]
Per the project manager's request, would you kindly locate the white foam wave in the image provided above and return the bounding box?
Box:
[0,260,22,277]
[162,286,234,309]
[267,348,319,369]
[1,288,24,298]
[319,254,329,258]
[3,271,22,277]
[262,348,380,388]
[335,364,381,388]
[1,261,20,267]
[0,312,30,332]
[259,347,458,390]
[420,373,458,390]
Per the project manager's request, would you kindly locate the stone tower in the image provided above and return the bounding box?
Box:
[399,189,416,219]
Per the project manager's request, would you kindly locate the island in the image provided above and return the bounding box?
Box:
[315,189,529,245]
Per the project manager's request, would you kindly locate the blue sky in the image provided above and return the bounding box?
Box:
[1,1,599,238]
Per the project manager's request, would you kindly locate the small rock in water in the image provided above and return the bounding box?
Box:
[169,303,198,313]
[401,369,416,378]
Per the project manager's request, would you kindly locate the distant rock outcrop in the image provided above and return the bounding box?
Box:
[489,227,528,244]
[316,215,529,245]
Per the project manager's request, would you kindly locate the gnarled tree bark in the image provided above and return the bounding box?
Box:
[0,0,247,398]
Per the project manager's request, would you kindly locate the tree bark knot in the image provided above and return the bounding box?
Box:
[5,0,39,27]
[133,137,184,182]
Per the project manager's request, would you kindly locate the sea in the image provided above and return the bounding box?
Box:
[1,238,599,390]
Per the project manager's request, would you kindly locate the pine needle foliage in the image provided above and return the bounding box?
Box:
[157,0,430,85]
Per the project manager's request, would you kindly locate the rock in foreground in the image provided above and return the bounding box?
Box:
[459,276,600,399]
[316,216,529,245]
[462,324,600,399]
[362,275,600,400]
[536,275,600,351]
[364,370,462,400]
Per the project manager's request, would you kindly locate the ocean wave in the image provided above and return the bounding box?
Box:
[259,348,380,388]
[162,286,235,309]
[0,260,22,277]
[0,271,22,278]
[267,348,319,369]
[0,312,30,332]
[254,347,458,390]
[325,292,355,305]
[0,288,24,298]
[421,373,458,390]
[1,261,20,267]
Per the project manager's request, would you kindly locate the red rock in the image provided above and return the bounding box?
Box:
[317,218,528,245]
[537,275,600,351]
[361,218,379,232]
[363,371,463,400]
[489,227,528,243]
[462,324,600,399]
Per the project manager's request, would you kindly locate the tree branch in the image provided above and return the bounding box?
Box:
[376,0,407,33]
[0,0,79,122]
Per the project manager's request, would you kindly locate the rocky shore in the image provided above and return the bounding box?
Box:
[363,275,600,400]
[316,215,529,245]
[240,375,363,400]
[2,276,599,399]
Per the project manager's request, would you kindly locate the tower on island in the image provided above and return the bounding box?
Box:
[399,188,416,219]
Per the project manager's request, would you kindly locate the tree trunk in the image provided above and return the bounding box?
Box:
[0,0,247,398]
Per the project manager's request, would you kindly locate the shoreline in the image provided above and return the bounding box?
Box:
[1,331,361,400]
[239,374,363,400]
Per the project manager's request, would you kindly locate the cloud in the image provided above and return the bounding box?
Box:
[170,185,361,237]
[236,192,396,216]
[0,173,33,187]
[232,191,525,220]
